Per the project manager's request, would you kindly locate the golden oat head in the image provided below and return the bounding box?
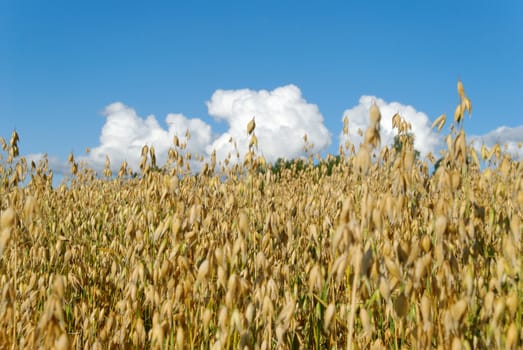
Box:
[431,114,446,132]
[247,117,256,135]
[457,80,465,99]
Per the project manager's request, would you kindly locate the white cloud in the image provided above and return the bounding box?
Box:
[206,84,331,163]
[470,125,523,159]
[78,102,212,172]
[339,96,440,157]
[69,84,331,174]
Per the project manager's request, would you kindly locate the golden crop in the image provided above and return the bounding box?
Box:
[0,83,522,349]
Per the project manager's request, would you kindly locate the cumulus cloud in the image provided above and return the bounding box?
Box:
[470,125,523,159]
[77,102,212,172]
[68,84,330,174]
[339,96,440,157]
[206,84,331,163]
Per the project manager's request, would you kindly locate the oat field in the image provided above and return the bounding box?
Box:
[0,83,522,349]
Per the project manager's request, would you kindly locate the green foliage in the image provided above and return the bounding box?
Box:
[266,155,341,178]
[393,133,420,159]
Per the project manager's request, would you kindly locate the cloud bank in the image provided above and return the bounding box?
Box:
[71,84,332,173]
[24,85,522,177]
[339,96,440,157]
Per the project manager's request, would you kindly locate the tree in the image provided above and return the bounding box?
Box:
[392,133,420,159]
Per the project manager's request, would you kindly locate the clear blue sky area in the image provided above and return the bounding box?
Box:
[1,0,522,161]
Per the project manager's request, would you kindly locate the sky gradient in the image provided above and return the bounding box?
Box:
[1,1,522,173]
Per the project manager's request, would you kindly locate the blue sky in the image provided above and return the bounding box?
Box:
[1,1,522,172]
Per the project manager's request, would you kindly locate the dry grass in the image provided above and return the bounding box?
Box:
[0,82,522,349]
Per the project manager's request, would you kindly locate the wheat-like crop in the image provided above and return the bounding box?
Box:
[0,82,521,349]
